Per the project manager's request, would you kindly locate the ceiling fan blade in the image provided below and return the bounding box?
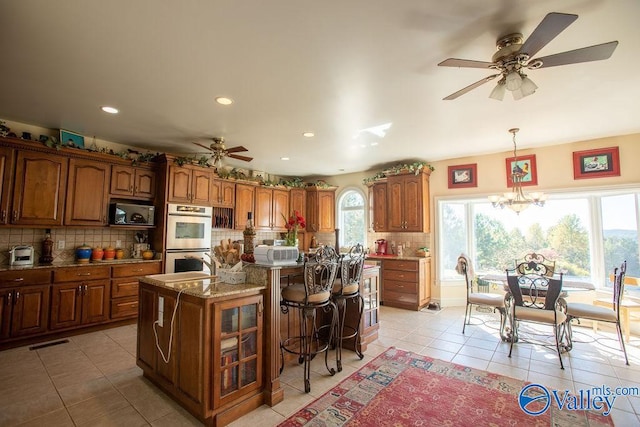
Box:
[443,74,500,100]
[193,141,213,151]
[228,154,253,162]
[532,41,618,68]
[225,145,249,154]
[438,58,495,69]
[519,12,578,58]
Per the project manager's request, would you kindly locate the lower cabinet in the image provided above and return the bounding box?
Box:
[381,258,431,311]
[137,281,265,426]
[50,265,111,329]
[0,269,52,340]
[111,262,161,319]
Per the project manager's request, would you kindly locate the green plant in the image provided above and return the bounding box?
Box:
[44,136,64,151]
[174,157,189,166]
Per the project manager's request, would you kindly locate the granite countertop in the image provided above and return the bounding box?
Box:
[0,258,162,272]
[366,254,430,261]
[139,275,266,299]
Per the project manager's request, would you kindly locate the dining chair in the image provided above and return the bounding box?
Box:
[280,245,339,392]
[514,252,556,278]
[592,269,640,344]
[332,243,366,371]
[459,255,507,338]
[566,261,629,365]
[506,265,567,369]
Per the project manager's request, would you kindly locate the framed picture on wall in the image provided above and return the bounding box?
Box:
[448,163,477,188]
[573,146,620,179]
[505,154,537,187]
[59,129,84,148]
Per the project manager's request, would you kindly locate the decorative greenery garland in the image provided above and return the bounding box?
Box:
[362,161,434,184]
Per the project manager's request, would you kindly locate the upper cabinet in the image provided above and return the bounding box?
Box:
[234,183,256,230]
[371,181,388,232]
[305,187,336,233]
[254,187,289,231]
[289,188,306,218]
[12,150,68,226]
[110,165,156,200]
[65,158,110,226]
[211,179,235,208]
[0,146,16,225]
[167,164,213,205]
[386,170,430,232]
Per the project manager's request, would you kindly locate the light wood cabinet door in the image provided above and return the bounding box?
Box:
[386,172,429,232]
[305,190,319,232]
[386,178,404,231]
[191,169,213,205]
[289,188,306,219]
[65,158,110,226]
[272,189,289,231]
[167,165,193,203]
[254,187,273,230]
[0,146,15,225]
[372,182,387,232]
[110,166,155,200]
[134,169,156,199]
[234,184,255,230]
[317,190,335,233]
[12,151,68,226]
[211,179,235,207]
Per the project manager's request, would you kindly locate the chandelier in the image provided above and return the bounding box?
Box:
[488,128,545,214]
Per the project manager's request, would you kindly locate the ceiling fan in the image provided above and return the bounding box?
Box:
[438,12,618,101]
[193,137,253,167]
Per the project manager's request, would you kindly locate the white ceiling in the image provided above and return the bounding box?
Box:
[1,0,639,177]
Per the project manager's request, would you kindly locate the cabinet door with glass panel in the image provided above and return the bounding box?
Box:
[213,294,263,407]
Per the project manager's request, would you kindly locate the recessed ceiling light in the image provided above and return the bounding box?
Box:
[281,157,290,161]
[215,97,233,105]
[302,132,314,138]
[370,142,379,146]
[101,106,119,114]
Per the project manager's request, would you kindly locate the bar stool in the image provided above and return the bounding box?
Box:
[280,246,339,393]
[332,243,366,371]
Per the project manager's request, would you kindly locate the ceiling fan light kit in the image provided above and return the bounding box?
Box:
[192,136,253,169]
[438,12,618,101]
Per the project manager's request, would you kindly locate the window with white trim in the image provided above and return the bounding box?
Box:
[438,189,640,288]
[338,189,366,248]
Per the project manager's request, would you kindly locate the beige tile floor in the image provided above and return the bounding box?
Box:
[1,305,640,426]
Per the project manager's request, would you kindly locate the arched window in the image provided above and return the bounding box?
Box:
[337,188,366,248]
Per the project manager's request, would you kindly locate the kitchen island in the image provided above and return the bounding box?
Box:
[137,264,284,427]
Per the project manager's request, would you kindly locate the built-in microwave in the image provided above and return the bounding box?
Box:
[109,203,155,226]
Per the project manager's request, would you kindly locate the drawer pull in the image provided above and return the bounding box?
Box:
[13,278,24,282]
[132,269,143,272]
[77,273,92,276]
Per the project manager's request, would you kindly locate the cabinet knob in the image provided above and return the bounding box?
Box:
[129,185,133,192]
[6,292,11,305]
[12,210,17,222]
[15,291,20,300]
[77,285,82,294]
[0,210,5,222]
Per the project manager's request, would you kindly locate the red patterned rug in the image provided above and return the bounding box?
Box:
[279,347,615,426]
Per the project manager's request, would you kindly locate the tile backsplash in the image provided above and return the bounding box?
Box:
[0,228,143,264]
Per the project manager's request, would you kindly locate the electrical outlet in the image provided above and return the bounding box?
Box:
[405,241,411,248]
[158,296,164,327]
[57,240,65,249]
[116,240,122,248]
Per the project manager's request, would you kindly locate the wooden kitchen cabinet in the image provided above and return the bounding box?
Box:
[387,170,430,232]
[234,183,256,230]
[110,165,156,200]
[254,187,289,231]
[0,269,51,341]
[167,164,213,205]
[305,187,336,233]
[381,257,431,311]
[11,150,68,226]
[110,262,161,319]
[0,146,15,225]
[289,188,306,218]
[371,181,388,232]
[211,178,235,208]
[50,266,111,329]
[214,294,263,406]
[65,158,110,226]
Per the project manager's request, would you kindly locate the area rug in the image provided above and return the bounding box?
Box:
[279,347,614,426]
